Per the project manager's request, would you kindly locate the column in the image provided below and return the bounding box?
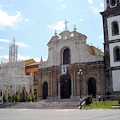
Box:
[2,88,4,103]
[70,79,74,99]
[32,85,34,95]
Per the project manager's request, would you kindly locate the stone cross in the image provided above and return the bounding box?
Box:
[65,19,68,31]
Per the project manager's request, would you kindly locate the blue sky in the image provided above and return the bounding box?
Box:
[0,0,104,62]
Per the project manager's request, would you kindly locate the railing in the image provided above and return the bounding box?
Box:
[79,96,89,109]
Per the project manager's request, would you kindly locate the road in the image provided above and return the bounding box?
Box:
[0,109,120,120]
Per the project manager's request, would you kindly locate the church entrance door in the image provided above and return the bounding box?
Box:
[43,82,48,99]
[88,78,96,97]
[60,75,71,99]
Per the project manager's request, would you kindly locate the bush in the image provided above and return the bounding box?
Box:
[12,94,19,102]
[32,94,36,102]
[118,98,120,104]
[8,96,12,102]
[25,94,36,102]
[85,96,92,105]
[116,95,120,104]
[25,95,29,102]
[3,95,6,103]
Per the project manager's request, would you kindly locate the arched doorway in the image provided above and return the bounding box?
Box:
[88,78,96,97]
[43,82,48,99]
[20,87,26,102]
[60,74,71,99]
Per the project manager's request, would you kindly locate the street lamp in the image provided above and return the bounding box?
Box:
[78,69,83,100]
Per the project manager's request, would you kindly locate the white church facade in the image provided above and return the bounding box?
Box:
[38,26,105,100]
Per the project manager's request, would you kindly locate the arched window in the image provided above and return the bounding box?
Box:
[112,21,119,36]
[110,0,117,6]
[62,48,70,65]
[107,0,109,7]
[114,46,120,62]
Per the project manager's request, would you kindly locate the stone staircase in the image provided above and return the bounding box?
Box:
[0,99,80,109]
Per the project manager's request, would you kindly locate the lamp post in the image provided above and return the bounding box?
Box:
[78,69,83,100]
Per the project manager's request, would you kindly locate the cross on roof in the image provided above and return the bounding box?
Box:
[65,19,68,31]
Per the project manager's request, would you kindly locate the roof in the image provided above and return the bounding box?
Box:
[26,62,40,67]
[87,45,104,56]
[20,59,36,65]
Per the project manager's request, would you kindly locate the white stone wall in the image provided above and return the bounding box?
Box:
[104,0,107,10]
[112,70,120,91]
[107,15,120,41]
[39,30,103,69]
[0,61,33,95]
[1,62,25,76]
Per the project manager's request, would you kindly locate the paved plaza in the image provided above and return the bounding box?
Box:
[0,109,120,120]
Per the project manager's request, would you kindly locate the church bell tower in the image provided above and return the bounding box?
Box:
[101,0,120,96]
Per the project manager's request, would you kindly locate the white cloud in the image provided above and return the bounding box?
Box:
[49,21,65,30]
[0,39,29,47]
[0,39,10,43]
[100,3,104,8]
[18,54,31,61]
[99,35,103,39]
[60,4,67,8]
[89,6,102,14]
[0,46,3,49]
[17,54,48,62]
[88,0,93,4]
[35,56,47,62]
[34,58,40,62]
[0,9,23,30]
[0,55,9,61]
[93,8,100,14]
[25,19,29,22]
[17,41,29,48]
[0,54,47,63]
[79,19,83,22]
[0,54,30,62]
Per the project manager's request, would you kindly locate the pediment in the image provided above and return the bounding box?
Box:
[59,30,72,40]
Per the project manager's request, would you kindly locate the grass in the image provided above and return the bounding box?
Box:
[83,101,118,109]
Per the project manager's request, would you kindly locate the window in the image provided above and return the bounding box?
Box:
[114,46,120,62]
[34,74,37,81]
[107,0,109,7]
[112,21,119,36]
[110,0,117,7]
[62,48,70,65]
